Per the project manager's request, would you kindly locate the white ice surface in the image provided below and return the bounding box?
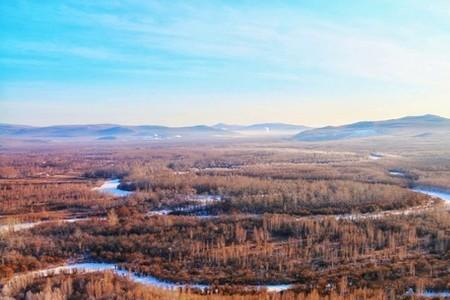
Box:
[93,179,133,197]
[412,187,450,202]
[7,262,292,292]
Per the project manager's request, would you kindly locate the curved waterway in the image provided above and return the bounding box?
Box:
[5,262,449,297]
[3,186,449,233]
[148,194,222,216]
[2,185,450,295]
[412,186,450,202]
[3,262,292,293]
[421,290,450,298]
[337,186,450,221]
[404,288,450,298]
[92,179,133,197]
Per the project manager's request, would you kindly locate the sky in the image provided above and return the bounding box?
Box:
[1,0,450,126]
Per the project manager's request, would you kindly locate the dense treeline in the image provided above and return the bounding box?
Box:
[199,163,401,185]
[1,142,449,298]
[1,160,430,218]
[122,171,430,215]
[0,180,117,216]
[82,168,128,179]
[1,210,449,294]
[1,141,448,185]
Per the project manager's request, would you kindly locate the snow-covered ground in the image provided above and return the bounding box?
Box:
[389,170,406,177]
[146,194,222,217]
[190,194,222,203]
[0,221,41,233]
[335,202,433,221]
[0,218,89,233]
[369,152,383,160]
[92,179,133,197]
[146,209,172,216]
[3,262,293,293]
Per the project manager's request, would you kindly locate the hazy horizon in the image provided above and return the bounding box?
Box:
[1,113,449,128]
[1,2,450,294]
[1,1,450,126]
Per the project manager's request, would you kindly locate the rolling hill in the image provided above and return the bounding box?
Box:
[0,124,230,140]
[293,114,450,141]
[0,122,310,141]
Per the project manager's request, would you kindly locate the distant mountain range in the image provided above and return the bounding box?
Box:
[1,115,448,141]
[294,114,450,141]
[0,122,308,140]
[0,124,228,140]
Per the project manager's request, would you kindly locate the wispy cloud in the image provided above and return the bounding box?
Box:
[33,0,450,88]
[1,0,450,125]
[2,41,127,61]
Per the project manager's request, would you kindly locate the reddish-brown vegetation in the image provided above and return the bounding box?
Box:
[0,142,449,298]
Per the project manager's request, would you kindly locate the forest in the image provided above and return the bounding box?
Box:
[0,139,449,299]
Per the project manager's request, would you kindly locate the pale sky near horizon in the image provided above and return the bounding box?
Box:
[1,1,450,127]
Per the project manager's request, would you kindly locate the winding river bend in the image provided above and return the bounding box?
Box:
[2,181,450,295]
[412,186,450,202]
[2,181,449,233]
[2,262,293,294]
[1,179,128,233]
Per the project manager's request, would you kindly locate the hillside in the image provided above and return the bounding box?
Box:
[0,124,229,140]
[294,114,450,141]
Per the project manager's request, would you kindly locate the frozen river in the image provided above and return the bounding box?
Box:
[2,184,450,296]
[3,262,292,293]
[3,186,448,233]
[92,179,133,197]
[412,186,450,202]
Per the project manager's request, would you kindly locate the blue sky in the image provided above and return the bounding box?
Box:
[1,0,450,126]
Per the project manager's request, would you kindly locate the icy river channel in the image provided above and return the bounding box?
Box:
[2,181,450,295]
[2,262,293,293]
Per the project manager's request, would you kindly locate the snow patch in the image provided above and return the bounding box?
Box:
[389,171,406,177]
[0,218,90,233]
[369,152,383,160]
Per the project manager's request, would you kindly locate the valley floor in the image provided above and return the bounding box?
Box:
[1,139,449,298]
